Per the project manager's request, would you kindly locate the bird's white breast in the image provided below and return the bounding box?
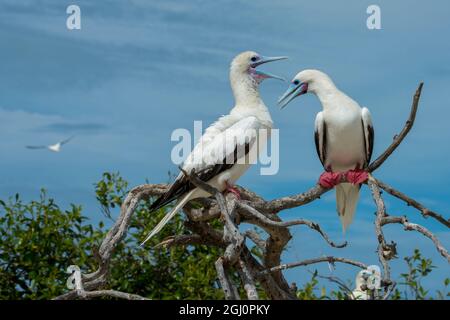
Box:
[323,102,365,172]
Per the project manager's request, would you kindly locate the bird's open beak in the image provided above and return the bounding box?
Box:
[254,70,286,81]
[278,81,308,109]
[252,56,288,81]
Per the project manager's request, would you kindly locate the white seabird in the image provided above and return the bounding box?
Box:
[278,70,374,232]
[26,136,75,153]
[141,51,287,245]
[351,265,381,300]
[352,269,370,300]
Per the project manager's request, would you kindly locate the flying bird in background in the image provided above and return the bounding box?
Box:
[141,51,287,245]
[278,70,374,232]
[26,136,75,153]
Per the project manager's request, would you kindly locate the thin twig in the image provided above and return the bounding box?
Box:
[375,178,450,228]
[314,273,355,298]
[259,256,367,276]
[368,82,424,172]
[238,202,347,248]
[63,290,150,300]
[382,215,450,262]
[153,234,221,249]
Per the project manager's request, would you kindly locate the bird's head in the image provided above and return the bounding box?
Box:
[230,51,287,86]
[278,69,333,109]
[355,269,370,290]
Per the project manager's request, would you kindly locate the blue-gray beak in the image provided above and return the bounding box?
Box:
[254,70,286,81]
[251,55,288,67]
[251,56,288,81]
[278,81,308,109]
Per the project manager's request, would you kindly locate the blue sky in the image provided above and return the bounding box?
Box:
[0,0,449,296]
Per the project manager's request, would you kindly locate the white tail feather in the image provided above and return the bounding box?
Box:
[335,183,360,233]
[140,190,195,246]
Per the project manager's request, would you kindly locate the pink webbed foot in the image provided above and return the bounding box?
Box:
[225,182,241,199]
[345,169,369,185]
[318,171,343,189]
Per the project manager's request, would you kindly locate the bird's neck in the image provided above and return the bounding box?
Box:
[229,71,273,125]
[231,75,263,107]
[310,79,343,110]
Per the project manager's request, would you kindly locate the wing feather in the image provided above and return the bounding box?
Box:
[60,136,75,145]
[149,116,263,212]
[314,112,327,168]
[361,107,374,167]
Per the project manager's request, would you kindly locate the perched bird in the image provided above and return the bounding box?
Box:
[351,265,381,300]
[26,136,75,153]
[278,70,374,232]
[141,51,287,245]
[351,269,370,300]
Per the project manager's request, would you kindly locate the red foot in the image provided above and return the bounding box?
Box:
[346,169,368,185]
[319,171,343,188]
[225,182,241,199]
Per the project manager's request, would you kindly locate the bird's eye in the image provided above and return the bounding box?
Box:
[293,80,300,85]
[251,56,259,62]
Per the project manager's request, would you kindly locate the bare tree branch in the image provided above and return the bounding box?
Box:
[314,273,355,298]
[259,256,367,276]
[243,230,266,250]
[381,215,450,262]
[55,290,150,300]
[368,82,424,172]
[237,257,259,300]
[375,178,450,228]
[367,176,394,286]
[153,234,221,249]
[238,202,346,248]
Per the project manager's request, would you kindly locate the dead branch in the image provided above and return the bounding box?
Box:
[314,273,355,298]
[73,290,150,300]
[53,184,167,300]
[367,175,394,288]
[237,257,259,300]
[368,82,423,172]
[259,256,368,276]
[153,234,220,249]
[375,178,450,228]
[381,215,449,262]
[237,202,347,248]
[243,230,266,250]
